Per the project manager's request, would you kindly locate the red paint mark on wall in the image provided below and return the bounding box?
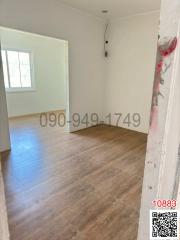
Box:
[150,37,178,130]
[160,38,177,57]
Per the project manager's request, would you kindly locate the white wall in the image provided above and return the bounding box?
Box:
[0,0,159,134]
[104,12,159,133]
[0,27,67,117]
[0,0,106,131]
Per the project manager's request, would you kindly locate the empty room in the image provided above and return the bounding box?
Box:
[0,26,68,126]
[1,0,176,239]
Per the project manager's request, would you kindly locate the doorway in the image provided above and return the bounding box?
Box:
[0,26,69,136]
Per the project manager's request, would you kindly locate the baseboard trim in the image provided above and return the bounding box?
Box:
[8,109,66,120]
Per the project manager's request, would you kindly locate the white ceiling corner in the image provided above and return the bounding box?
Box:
[58,0,161,19]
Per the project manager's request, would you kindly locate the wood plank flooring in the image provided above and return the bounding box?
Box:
[1,115,147,240]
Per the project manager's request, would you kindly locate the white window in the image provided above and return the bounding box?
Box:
[1,49,34,92]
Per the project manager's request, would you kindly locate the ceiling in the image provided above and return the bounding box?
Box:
[59,0,161,19]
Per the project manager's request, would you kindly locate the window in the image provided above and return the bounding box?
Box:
[1,49,34,91]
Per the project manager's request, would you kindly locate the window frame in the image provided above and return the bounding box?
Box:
[1,48,35,93]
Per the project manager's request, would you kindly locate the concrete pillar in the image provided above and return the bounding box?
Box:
[138,1,180,239]
[0,45,10,152]
[0,157,9,240]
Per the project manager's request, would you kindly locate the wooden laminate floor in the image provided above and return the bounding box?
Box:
[1,115,147,240]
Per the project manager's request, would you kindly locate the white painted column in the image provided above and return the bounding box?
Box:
[138,0,180,239]
[0,158,9,240]
[0,45,10,152]
[0,44,10,239]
